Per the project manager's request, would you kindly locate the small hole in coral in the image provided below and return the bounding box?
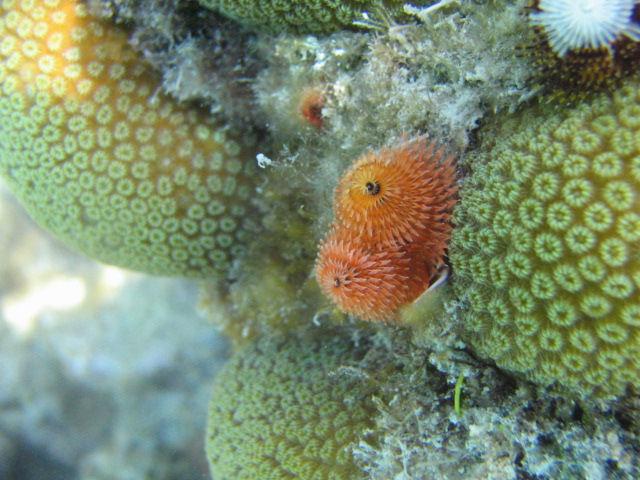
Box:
[570,403,584,422]
[537,433,555,447]
[614,409,632,430]
[514,449,525,467]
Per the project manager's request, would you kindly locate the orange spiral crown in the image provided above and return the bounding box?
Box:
[334,137,457,253]
[315,230,432,321]
[315,137,458,322]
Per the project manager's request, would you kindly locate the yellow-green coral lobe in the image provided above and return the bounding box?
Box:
[0,0,258,277]
[206,332,375,479]
[450,78,640,399]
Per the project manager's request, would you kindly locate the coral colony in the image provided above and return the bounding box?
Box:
[206,332,377,479]
[0,0,259,278]
[451,80,640,398]
[0,0,639,478]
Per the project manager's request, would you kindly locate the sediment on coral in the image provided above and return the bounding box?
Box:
[351,329,639,479]
[93,0,262,125]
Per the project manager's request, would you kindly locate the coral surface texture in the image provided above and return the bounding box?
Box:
[0,0,259,277]
[451,78,640,399]
[206,332,376,479]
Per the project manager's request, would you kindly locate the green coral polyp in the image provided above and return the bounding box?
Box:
[206,331,376,479]
[451,78,640,399]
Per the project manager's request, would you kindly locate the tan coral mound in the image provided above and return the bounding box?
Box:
[206,331,377,479]
[0,0,259,277]
[450,78,640,399]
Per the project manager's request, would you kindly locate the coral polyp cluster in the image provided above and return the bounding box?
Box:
[0,0,259,277]
[527,0,640,94]
[206,331,376,479]
[450,78,640,399]
[316,138,458,321]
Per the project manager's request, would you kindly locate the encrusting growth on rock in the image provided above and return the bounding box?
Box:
[316,137,458,322]
[197,0,430,34]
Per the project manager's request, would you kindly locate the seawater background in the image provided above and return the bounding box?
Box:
[0,179,228,479]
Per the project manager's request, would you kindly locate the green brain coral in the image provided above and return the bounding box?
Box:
[0,0,259,278]
[450,79,640,399]
[198,0,425,34]
[206,331,377,479]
